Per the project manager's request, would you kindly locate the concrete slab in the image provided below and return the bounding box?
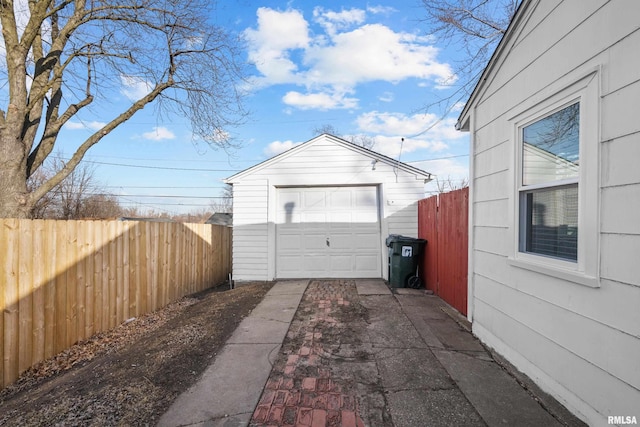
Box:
[400,312,446,350]
[397,298,450,321]
[386,388,485,427]
[434,349,563,427]
[425,318,487,353]
[361,295,427,349]
[355,279,392,295]
[159,280,307,427]
[394,287,427,296]
[375,348,454,391]
[242,293,302,323]
[226,317,291,344]
[158,343,281,427]
[264,279,308,296]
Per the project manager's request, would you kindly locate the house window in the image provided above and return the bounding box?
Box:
[519,103,580,261]
[509,70,599,287]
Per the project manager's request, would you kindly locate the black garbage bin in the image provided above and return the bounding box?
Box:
[386,235,427,288]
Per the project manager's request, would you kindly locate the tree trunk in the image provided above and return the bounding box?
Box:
[0,131,31,218]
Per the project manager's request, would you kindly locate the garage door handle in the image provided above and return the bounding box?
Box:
[326,237,330,247]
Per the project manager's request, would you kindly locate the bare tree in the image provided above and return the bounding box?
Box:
[312,124,376,150]
[53,156,97,219]
[420,0,519,113]
[435,175,469,193]
[80,193,123,219]
[26,163,57,218]
[210,184,232,213]
[0,0,247,218]
[27,153,122,219]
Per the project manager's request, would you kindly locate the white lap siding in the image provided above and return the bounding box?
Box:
[462,1,640,424]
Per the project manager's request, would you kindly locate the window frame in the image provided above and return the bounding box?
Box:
[508,71,600,288]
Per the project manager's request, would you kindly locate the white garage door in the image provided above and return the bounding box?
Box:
[276,186,382,279]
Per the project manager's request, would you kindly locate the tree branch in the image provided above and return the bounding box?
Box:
[31,78,173,203]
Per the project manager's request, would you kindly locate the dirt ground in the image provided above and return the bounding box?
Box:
[0,281,274,427]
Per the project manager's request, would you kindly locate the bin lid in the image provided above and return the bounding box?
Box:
[385,234,427,247]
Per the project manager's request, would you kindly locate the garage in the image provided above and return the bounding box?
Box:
[276,186,381,278]
[224,134,431,283]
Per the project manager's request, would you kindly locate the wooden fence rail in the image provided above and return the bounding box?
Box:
[0,218,232,388]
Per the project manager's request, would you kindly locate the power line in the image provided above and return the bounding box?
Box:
[82,159,239,172]
[406,153,469,163]
[90,193,230,199]
[102,185,227,190]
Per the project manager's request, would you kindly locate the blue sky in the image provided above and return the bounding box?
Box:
[56,1,471,215]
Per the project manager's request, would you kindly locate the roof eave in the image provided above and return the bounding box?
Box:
[225,133,433,183]
[456,0,532,132]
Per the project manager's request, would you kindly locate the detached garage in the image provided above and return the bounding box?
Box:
[224,134,432,282]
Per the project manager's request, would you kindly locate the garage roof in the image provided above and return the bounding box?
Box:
[225,133,432,183]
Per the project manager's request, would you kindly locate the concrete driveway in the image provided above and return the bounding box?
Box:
[159,279,586,427]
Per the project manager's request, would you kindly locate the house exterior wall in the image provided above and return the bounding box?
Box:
[228,136,427,282]
[464,1,640,425]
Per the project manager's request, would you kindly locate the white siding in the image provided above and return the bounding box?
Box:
[231,180,269,281]
[228,136,427,281]
[465,0,640,425]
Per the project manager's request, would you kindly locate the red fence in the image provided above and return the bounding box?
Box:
[418,187,469,315]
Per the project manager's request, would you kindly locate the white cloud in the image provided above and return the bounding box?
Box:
[64,120,107,131]
[356,111,464,141]
[120,75,153,101]
[282,90,358,110]
[142,126,175,141]
[263,140,301,157]
[313,7,366,36]
[304,24,452,87]
[378,92,394,102]
[366,5,396,15]
[243,8,310,85]
[352,110,467,159]
[369,135,443,158]
[243,7,456,111]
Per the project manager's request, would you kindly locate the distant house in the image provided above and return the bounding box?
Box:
[224,134,431,282]
[205,212,232,227]
[457,0,640,425]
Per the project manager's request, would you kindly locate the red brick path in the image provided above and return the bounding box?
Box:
[250,281,365,427]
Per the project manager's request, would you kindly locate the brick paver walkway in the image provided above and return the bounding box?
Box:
[250,280,367,427]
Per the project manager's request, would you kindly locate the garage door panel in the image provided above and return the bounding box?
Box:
[279,235,302,251]
[304,234,328,251]
[354,233,380,249]
[304,256,328,271]
[356,254,379,271]
[302,212,328,222]
[355,190,378,207]
[276,186,381,279]
[329,255,352,272]
[304,192,326,209]
[330,191,352,207]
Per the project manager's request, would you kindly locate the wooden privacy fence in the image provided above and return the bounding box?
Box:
[0,218,231,388]
[418,187,469,315]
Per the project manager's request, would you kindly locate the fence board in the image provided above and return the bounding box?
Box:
[418,188,469,316]
[85,221,95,338]
[76,221,86,343]
[0,219,231,388]
[66,221,78,349]
[32,220,45,365]
[18,220,33,373]
[3,219,19,385]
